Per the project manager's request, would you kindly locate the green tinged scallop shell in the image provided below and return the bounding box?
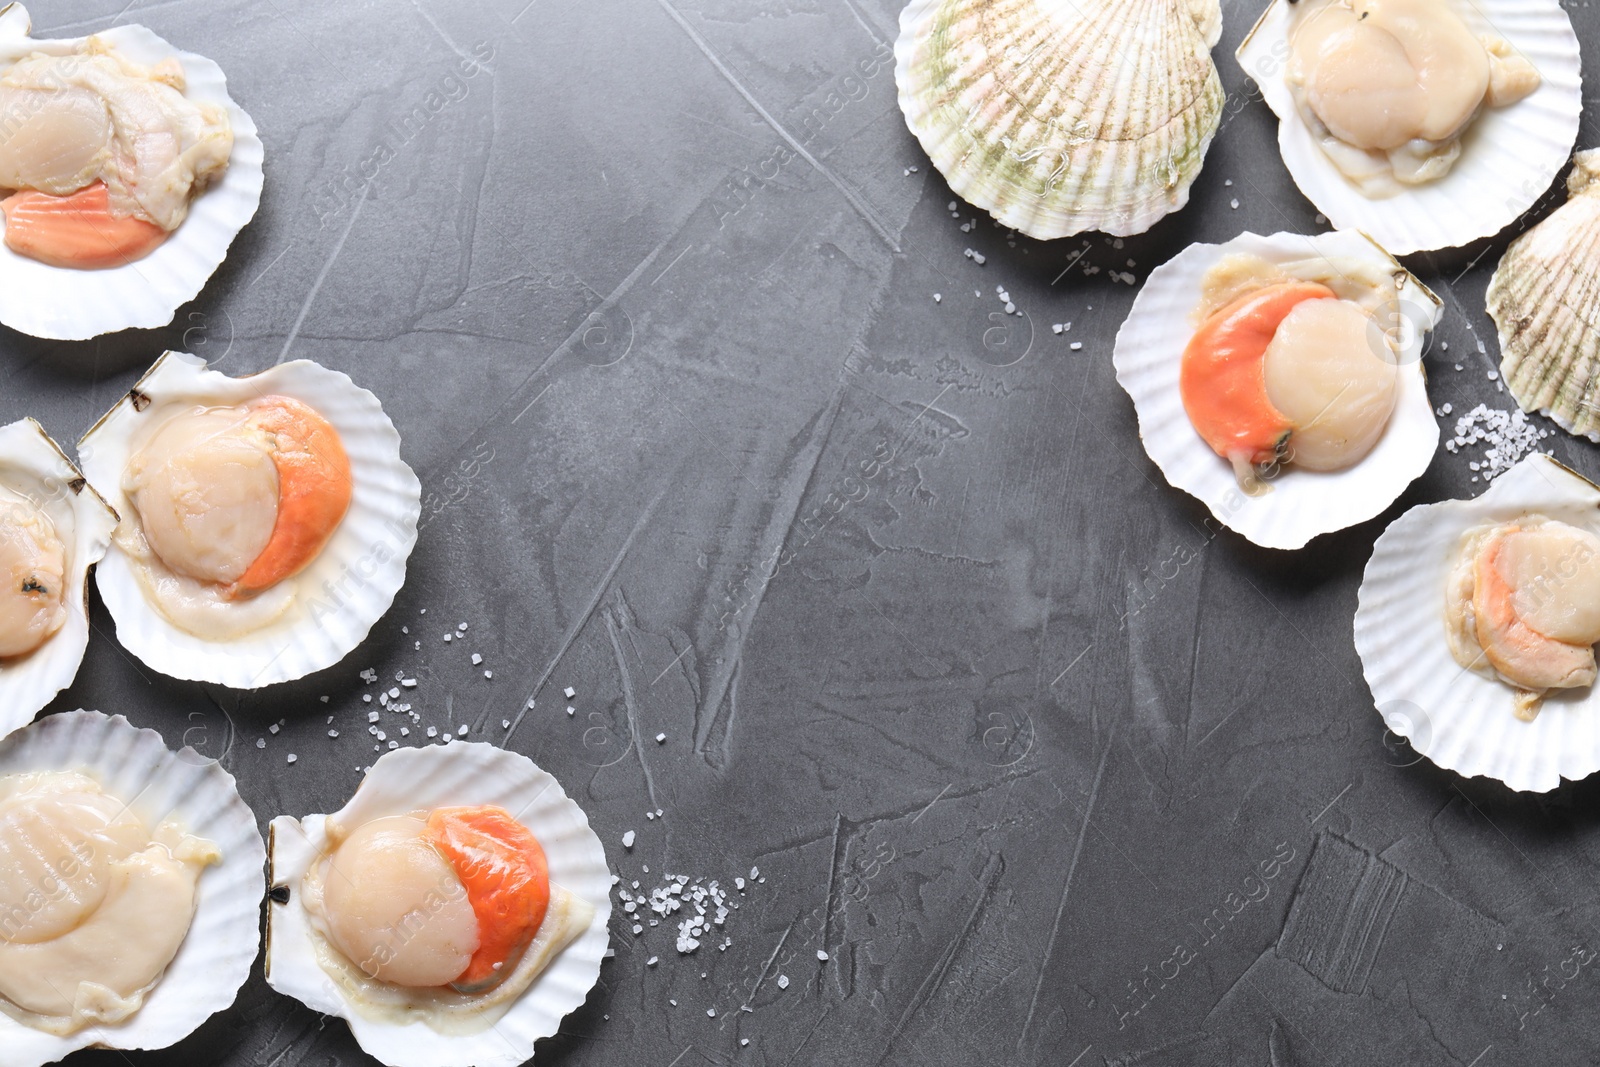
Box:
[894,0,1225,239]
[1487,150,1600,441]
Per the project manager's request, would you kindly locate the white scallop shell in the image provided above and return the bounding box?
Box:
[1355,455,1600,792]
[0,420,115,741]
[0,3,264,340]
[266,742,611,1067]
[0,709,265,1066]
[76,352,420,689]
[895,0,1225,239]
[1487,149,1600,441]
[1113,229,1441,550]
[1236,0,1581,256]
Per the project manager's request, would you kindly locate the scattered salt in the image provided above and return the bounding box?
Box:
[1444,403,1550,481]
[623,830,636,849]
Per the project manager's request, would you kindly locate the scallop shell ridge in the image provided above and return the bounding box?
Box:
[1487,149,1600,441]
[895,0,1224,239]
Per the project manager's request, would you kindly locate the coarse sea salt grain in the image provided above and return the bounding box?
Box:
[1443,403,1551,481]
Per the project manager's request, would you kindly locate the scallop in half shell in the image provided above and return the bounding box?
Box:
[0,419,116,742]
[0,4,264,340]
[1114,229,1441,549]
[895,0,1225,239]
[267,743,611,1067]
[0,710,265,1067]
[77,352,421,689]
[1487,149,1600,442]
[1354,455,1600,792]
[1236,0,1581,255]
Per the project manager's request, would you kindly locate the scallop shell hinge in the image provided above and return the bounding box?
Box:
[895,0,1225,240]
[1487,149,1600,442]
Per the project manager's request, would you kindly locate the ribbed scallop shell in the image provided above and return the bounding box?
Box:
[0,420,116,743]
[895,0,1224,239]
[76,352,421,689]
[1487,150,1600,441]
[0,710,265,1066]
[1113,229,1441,549]
[266,743,611,1067]
[1355,455,1600,792]
[1236,0,1581,256]
[0,4,264,341]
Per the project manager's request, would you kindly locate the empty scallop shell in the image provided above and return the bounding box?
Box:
[895,0,1225,239]
[1487,149,1600,441]
[1113,229,1441,550]
[1355,454,1600,792]
[0,420,115,742]
[76,352,421,689]
[0,710,265,1066]
[1236,0,1581,256]
[266,742,611,1067]
[0,4,264,340]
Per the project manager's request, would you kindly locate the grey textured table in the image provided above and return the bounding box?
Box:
[14,0,1600,1064]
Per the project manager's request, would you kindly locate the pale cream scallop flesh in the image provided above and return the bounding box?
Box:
[318,816,480,989]
[1183,254,1401,495]
[1287,0,1541,195]
[123,407,279,587]
[0,485,67,658]
[1262,297,1398,471]
[1446,517,1600,719]
[0,43,233,230]
[0,770,218,1035]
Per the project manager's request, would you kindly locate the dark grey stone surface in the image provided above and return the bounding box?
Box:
[8,0,1599,1063]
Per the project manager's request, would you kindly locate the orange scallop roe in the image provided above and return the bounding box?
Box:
[1,181,169,269]
[1179,281,1334,468]
[424,805,551,993]
[226,396,353,599]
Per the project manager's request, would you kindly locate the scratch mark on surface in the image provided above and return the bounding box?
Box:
[410,0,493,73]
[741,923,795,1011]
[247,242,293,289]
[652,0,903,253]
[875,851,1006,1064]
[511,382,552,424]
[696,389,846,752]
[1051,643,1095,687]
[605,601,661,811]
[780,1006,833,1067]
[1310,782,1353,825]
[1022,710,1121,1048]
[651,642,695,686]
[754,768,1041,860]
[277,190,366,365]
[506,479,672,745]
[651,244,694,286]
[911,783,951,824]
[1066,1045,1093,1067]
[1464,1045,1492,1067]
[1196,701,1245,748]
[820,812,846,960]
